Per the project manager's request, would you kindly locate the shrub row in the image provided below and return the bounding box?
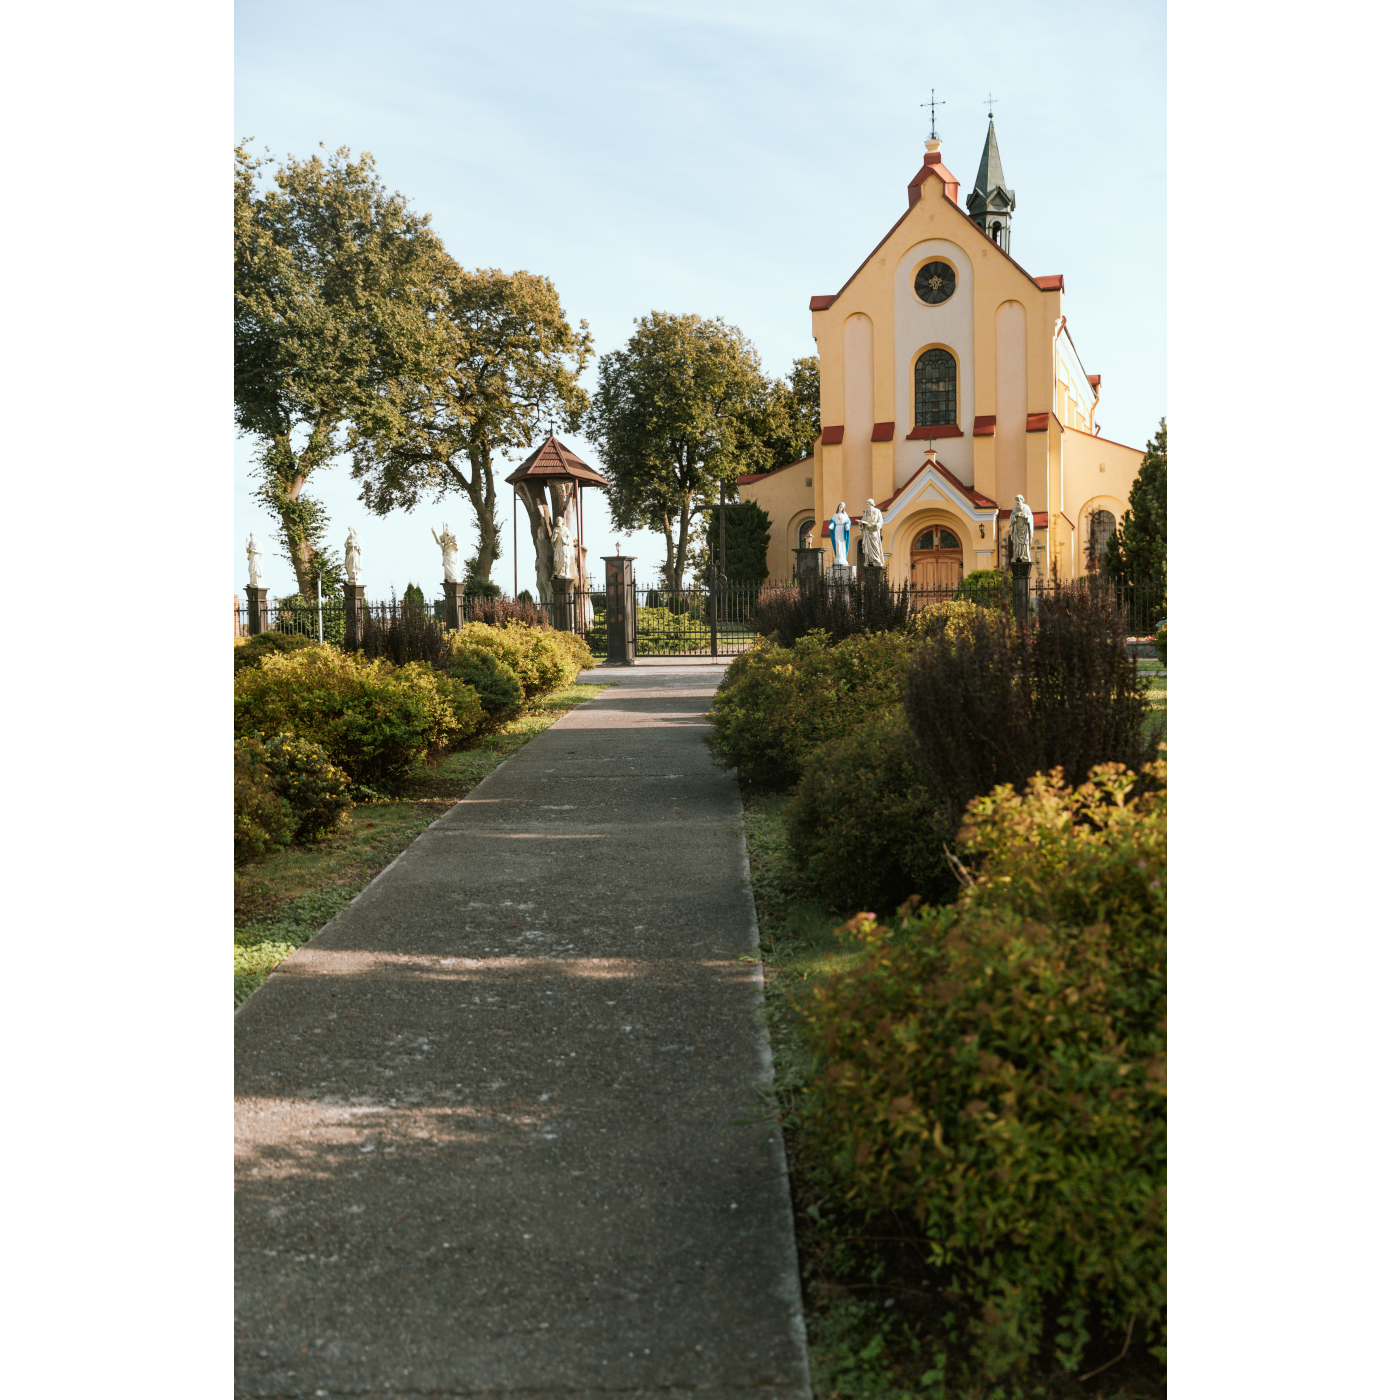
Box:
[799,756,1167,1393]
[234,731,355,864]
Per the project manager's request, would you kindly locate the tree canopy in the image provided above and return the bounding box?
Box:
[1102,418,1166,588]
[585,312,780,590]
[760,355,821,470]
[234,143,449,599]
[694,501,772,584]
[348,266,593,583]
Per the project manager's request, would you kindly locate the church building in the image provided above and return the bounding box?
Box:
[738,117,1145,587]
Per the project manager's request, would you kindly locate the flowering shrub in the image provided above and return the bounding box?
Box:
[444,643,525,717]
[234,645,483,789]
[799,758,1166,1393]
[448,623,586,698]
[705,630,916,787]
[237,732,353,841]
[234,748,296,865]
[234,631,314,673]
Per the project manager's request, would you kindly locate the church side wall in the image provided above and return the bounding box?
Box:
[843,314,875,508]
[736,462,818,582]
[995,300,1028,505]
[1061,427,1143,577]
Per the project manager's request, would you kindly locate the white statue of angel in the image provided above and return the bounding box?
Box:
[246,534,262,588]
[859,499,885,568]
[432,523,460,583]
[344,527,362,584]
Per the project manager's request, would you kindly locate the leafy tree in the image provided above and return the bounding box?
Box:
[235,143,449,601]
[692,501,772,583]
[349,267,593,585]
[586,313,780,590]
[760,355,821,470]
[1103,418,1166,587]
[403,582,426,609]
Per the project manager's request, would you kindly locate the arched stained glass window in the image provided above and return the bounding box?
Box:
[914,349,957,427]
[1089,509,1116,568]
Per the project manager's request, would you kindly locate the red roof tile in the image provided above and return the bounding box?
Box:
[820,425,845,445]
[973,415,996,436]
[504,435,608,487]
[1033,274,1065,291]
[1026,412,1050,433]
[871,422,895,441]
[809,295,837,311]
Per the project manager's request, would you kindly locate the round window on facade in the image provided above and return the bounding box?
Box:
[914,259,957,305]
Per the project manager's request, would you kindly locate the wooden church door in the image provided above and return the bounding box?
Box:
[911,527,964,591]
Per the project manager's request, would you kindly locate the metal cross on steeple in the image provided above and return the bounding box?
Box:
[983,92,999,120]
[921,87,947,140]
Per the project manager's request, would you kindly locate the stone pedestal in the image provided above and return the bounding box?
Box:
[442,579,466,630]
[343,582,366,649]
[551,577,576,635]
[245,585,268,636]
[827,563,854,589]
[793,546,822,585]
[1010,560,1032,626]
[603,556,636,665]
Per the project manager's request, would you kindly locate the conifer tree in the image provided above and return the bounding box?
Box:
[1102,418,1166,587]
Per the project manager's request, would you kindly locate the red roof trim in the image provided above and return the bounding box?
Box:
[1033,274,1065,291]
[972,415,996,436]
[736,454,813,487]
[820,425,845,445]
[907,423,964,439]
[991,509,1076,529]
[1026,413,1050,433]
[930,460,997,510]
[809,295,837,311]
[871,422,895,442]
[1086,374,1101,389]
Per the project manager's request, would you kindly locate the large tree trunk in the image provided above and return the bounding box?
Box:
[461,436,501,583]
[514,479,579,601]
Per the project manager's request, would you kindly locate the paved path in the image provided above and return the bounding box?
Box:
[235,659,811,1399]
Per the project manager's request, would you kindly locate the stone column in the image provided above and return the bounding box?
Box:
[603,556,635,665]
[551,577,576,635]
[1010,560,1031,627]
[793,545,822,586]
[343,582,366,650]
[442,580,466,631]
[245,585,268,636]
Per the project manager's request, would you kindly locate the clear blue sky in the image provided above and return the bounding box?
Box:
[235,0,1164,599]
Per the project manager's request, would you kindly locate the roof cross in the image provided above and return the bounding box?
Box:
[983,92,999,119]
[921,87,947,140]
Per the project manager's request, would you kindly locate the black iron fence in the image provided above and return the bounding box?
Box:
[236,574,1165,660]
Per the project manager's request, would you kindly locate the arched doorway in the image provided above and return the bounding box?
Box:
[911,526,963,590]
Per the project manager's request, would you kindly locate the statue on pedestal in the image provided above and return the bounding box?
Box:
[246,534,262,588]
[859,499,885,568]
[1009,495,1035,565]
[432,523,460,583]
[551,518,576,582]
[344,527,362,584]
[829,501,852,567]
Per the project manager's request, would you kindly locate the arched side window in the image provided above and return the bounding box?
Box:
[1088,508,1116,569]
[991,221,1002,247]
[796,519,815,548]
[914,348,957,427]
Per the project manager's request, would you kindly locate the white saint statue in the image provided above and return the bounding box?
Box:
[344,527,362,584]
[432,523,460,583]
[246,534,262,588]
[551,518,577,582]
[1009,494,1035,565]
[859,499,885,568]
[829,501,852,567]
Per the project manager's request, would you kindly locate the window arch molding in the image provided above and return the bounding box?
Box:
[909,343,960,430]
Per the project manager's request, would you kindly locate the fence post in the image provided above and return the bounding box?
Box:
[708,563,718,658]
[342,583,366,650]
[245,585,268,636]
[443,579,466,630]
[603,555,636,664]
[1010,561,1031,627]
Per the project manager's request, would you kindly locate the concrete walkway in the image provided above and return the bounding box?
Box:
[235,659,811,1399]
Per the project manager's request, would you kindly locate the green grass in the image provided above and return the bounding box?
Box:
[233,680,608,1008]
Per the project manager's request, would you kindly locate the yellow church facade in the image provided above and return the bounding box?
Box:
[738,122,1144,588]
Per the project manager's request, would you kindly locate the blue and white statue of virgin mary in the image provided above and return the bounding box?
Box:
[828,501,852,567]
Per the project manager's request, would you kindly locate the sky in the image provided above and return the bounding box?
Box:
[234,0,1165,600]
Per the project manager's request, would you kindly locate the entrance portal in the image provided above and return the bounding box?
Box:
[911,527,963,589]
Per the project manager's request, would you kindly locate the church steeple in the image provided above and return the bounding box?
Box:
[966,116,1015,253]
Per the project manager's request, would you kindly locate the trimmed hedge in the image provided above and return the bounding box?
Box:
[444,643,525,717]
[705,630,917,787]
[234,645,484,790]
[446,623,587,699]
[783,710,955,913]
[800,758,1167,1393]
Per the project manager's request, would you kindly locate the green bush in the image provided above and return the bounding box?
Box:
[234,631,314,673]
[909,597,987,645]
[705,630,916,787]
[275,592,346,645]
[234,748,296,865]
[234,645,484,790]
[783,711,955,913]
[1154,619,1167,666]
[444,643,525,716]
[448,622,583,698]
[237,732,353,841]
[550,627,597,675]
[954,568,1011,608]
[800,759,1166,1393]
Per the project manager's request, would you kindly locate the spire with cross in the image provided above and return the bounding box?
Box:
[920,87,946,141]
[983,92,998,120]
